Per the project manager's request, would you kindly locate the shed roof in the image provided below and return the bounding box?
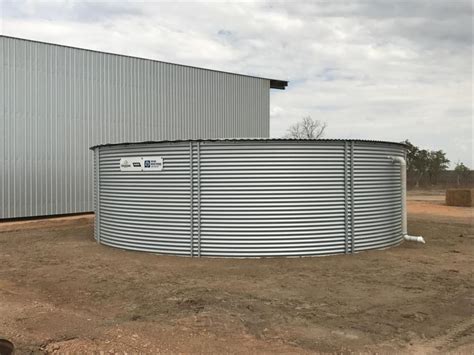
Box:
[1,35,288,90]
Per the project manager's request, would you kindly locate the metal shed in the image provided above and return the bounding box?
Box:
[0,36,287,219]
[91,139,408,257]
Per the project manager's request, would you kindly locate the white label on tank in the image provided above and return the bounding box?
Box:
[120,157,143,171]
[120,157,163,172]
[142,157,163,171]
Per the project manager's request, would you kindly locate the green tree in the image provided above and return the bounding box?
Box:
[454,162,471,186]
[427,150,450,185]
[404,140,418,177]
[412,149,430,187]
[404,140,449,187]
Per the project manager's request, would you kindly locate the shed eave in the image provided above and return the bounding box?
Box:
[270,79,288,90]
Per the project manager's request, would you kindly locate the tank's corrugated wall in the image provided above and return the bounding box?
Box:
[96,142,192,254]
[195,141,350,256]
[353,142,404,251]
[0,36,270,219]
[95,140,405,257]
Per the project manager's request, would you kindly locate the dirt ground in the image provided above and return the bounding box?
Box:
[0,192,472,354]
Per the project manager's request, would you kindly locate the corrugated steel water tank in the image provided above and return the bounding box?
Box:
[91,139,407,257]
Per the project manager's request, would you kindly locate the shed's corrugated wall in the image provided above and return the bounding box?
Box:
[0,36,270,219]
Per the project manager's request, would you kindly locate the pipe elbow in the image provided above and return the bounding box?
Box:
[404,235,425,244]
[388,156,406,166]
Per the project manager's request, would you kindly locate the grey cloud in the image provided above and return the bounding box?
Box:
[217,29,232,37]
[1,0,142,22]
[271,0,473,50]
[275,0,472,20]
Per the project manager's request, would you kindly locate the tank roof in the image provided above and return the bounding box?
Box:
[90,138,407,150]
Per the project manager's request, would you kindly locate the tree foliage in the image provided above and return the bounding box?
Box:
[404,140,450,186]
[454,161,471,186]
[285,116,327,139]
[427,150,450,184]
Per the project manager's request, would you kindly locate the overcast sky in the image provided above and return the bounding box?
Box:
[1,0,472,166]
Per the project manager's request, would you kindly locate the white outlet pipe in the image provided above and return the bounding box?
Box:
[388,156,425,244]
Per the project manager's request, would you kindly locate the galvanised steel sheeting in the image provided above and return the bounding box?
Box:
[92,139,406,257]
[0,36,274,219]
[353,144,404,251]
[97,143,192,255]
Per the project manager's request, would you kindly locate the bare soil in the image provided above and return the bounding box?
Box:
[408,193,473,224]
[0,192,472,354]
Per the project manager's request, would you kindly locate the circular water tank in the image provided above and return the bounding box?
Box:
[91,139,406,257]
